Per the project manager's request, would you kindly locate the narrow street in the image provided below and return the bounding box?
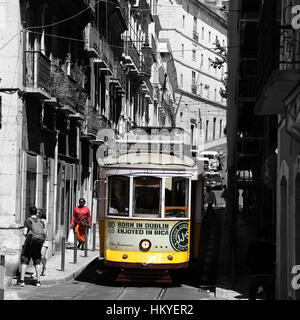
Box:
[6,208,231,301]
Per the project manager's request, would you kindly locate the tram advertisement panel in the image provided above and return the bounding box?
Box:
[105,218,190,252]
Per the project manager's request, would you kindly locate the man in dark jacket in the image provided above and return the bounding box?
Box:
[246,229,276,300]
[18,206,45,287]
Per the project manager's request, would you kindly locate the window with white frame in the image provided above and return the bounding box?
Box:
[108,176,130,216]
[133,176,161,217]
[164,177,189,218]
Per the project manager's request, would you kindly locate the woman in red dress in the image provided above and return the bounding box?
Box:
[70,198,92,249]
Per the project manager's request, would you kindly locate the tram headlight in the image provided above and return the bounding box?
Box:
[139,239,151,252]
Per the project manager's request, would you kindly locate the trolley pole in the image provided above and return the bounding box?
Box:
[61,237,65,271]
[84,227,88,257]
[0,255,4,300]
[74,232,78,264]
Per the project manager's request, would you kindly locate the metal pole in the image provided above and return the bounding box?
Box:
[74,232,77,264]
[92,223,96,251]
[0,255,5,300]
[84,227,88,257]
[61,237,65,271]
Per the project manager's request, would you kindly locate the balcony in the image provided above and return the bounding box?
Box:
[25,51,51,99]
[141,43,153,78]
[82,106,100,140]
[139,55,152,78]
[110,61,126,93]
[255,21,300,115]
[84,23,101,58]
[100,0,128,33]
[193,31,199,43]
[285,83,300,142]
[94,37,114,75]
[140,79,154,103]
[122,36,141,74]
[49,64,87,114]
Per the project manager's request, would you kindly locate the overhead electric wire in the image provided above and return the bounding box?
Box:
[23,0,172,31]
[24,0,111,30]
[25,30,236,56]
[0,32,19,51]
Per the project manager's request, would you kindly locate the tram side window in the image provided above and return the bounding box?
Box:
[133,177,161,217]
[165,177,189,218]
[108,176,129,216]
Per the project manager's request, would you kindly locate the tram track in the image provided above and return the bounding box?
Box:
[111,287,127,300]
[111,286,168,300]
[155,287,167,300]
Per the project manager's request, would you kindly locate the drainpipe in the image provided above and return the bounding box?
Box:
[76,120,82,199]
[52,129,59,255]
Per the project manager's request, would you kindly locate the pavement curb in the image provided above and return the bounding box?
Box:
[40,255,101,286]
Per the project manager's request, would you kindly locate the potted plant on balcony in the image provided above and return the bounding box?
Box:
[48,58,88,111]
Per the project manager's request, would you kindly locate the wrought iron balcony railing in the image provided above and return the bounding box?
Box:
[193,31,199,43]
[84,105,100,137]
[84,23,101,58]
[142,79,153,102]
[111,61,126,92]
[100,37,114,73]
[25,51,51,94]
[49,63,87,111]
[123,36,141,71]
[191,84,197,94]
[279,27,300,71]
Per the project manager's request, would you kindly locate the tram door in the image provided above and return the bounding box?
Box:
[191,177,204,259]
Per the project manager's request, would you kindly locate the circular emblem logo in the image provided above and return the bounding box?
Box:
[169,222,189,252]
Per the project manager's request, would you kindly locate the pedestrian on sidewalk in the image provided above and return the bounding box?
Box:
[70,198,92,250]
[246,229,276,300]
[37,209,48,276]
[221,185,228,206]
[19,206,46,287]
[204,186,217,216]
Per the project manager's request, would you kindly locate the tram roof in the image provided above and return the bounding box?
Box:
[99,152,197,170]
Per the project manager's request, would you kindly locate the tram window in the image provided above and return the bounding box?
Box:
[108,176,129,216]
[133,177,161,217]
[165,177,188,218]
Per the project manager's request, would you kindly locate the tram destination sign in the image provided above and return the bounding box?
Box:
[105,219,190,252]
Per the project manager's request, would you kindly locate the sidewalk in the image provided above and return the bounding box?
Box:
[4,246,100,300]
[216,208,260,300]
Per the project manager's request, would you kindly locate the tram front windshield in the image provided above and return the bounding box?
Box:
[108,176,129,215]
[165,177,188,217]
[133,177,161,217]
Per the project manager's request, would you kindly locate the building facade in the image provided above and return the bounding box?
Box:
[0,0,175,276]
[228,0,300,299]
[254,0,300,300]
[156,0,228,153]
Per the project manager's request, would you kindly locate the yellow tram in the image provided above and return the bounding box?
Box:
[95,129,204,276]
